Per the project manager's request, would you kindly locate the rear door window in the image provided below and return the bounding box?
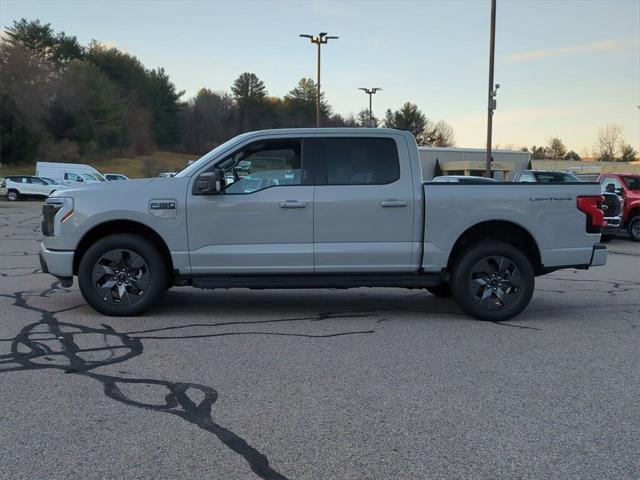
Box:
[316,137,400,185]
[621,176,640,191]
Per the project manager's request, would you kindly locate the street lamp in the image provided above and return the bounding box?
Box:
[359,87,382,127]
[485,0,497,177]
[299,32,339,127]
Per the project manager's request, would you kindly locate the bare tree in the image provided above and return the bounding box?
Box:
[596,123,624,162]
[431,120,455,147]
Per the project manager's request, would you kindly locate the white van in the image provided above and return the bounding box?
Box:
[36,162,107,186]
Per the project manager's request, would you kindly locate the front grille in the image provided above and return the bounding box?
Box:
[601,193,621,217]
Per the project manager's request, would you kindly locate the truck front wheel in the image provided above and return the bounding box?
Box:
[78,234,168,316]
[450,241,534,321]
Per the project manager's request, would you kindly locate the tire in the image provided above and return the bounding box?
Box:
[6,190,19,201]
[450,241,534,322]
[426,283,452,297]
[628,216,640,242]
[78,234,168,316]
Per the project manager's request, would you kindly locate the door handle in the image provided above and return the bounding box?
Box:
[380,200,408,208]
[279,201,307,209]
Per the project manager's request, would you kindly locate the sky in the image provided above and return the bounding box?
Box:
[1,0,639,153]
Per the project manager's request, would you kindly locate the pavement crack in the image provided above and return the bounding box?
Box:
[0,284,380,479]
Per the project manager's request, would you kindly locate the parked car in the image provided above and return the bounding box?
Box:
[513,170,582,183]
[432,175,497,183]
[104,173,130,181]
[3,175,67,201]
[36,161,107,185]
[514,169,623,237]
[598,173,640,241]
[40,128,607,321]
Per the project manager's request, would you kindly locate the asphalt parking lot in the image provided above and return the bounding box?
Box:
[1,201,639,480]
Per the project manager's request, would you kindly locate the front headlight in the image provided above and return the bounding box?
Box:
[42,197,74,236]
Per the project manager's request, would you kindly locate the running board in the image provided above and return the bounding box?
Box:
[190,273,442,290]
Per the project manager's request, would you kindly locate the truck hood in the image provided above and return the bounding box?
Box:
[50,178,155,198]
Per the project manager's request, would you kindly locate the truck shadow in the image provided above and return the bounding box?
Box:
[152,286,469,321]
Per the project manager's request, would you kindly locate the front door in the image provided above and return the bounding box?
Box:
[187,137,314,274]
[313,136,416,272]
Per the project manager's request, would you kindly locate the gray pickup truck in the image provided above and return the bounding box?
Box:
[40,128,607,321]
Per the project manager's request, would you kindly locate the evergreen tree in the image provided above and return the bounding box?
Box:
[231,72,267,131]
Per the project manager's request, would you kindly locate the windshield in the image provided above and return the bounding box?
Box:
[174,132,254,178]
[533,172,581,183]
[622,176,640,191]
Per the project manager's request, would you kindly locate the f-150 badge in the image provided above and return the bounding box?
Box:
[149,199,177,218]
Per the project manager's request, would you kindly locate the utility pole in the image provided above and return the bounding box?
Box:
[359,88,382,127]
[485,0,498,177]
[299,32,339,127]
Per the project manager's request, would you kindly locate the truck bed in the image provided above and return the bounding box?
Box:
[421,182,603,272]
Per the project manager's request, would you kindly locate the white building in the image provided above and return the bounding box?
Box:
[419,147,532,181]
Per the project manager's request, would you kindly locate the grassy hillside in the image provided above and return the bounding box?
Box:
[0,151,198,179]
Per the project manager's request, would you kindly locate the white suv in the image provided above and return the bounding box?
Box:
[3,176,66,201]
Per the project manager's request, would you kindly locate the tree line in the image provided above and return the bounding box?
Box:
[522,124,637,163]
[3,19,635,166]
[0,19,455,165]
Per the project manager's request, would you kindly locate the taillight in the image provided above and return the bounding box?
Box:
[577,195,604,234]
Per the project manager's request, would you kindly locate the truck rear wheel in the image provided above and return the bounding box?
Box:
[628,216,640,242]
[450,241,534,321]
[78,234,168,316]
[6,190,19,201]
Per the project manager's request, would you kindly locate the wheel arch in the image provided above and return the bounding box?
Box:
[73,220,174,275]
[626,205,640,222]
[447,220,542,274]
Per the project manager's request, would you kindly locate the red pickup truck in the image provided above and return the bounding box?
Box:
[598,173,640,241]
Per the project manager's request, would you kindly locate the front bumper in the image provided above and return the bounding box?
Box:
[602,216,622,235]
[590,244,607,267]
[39,244,74,278]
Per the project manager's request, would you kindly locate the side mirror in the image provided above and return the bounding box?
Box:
[193,170,224,195]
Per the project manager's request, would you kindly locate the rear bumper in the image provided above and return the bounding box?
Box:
[39,244,74,278]
[590,244,607,267]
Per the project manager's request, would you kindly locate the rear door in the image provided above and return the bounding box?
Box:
[29,177,50,196]
[187,136,315,274]
[22,177,37,195]
[313,136,416,272]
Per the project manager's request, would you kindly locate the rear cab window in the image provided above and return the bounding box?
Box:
[533,172,580,183]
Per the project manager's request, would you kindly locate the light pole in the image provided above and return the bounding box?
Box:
[299,32,339,127]
[485,0,498,177]
[359,88,382,127]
